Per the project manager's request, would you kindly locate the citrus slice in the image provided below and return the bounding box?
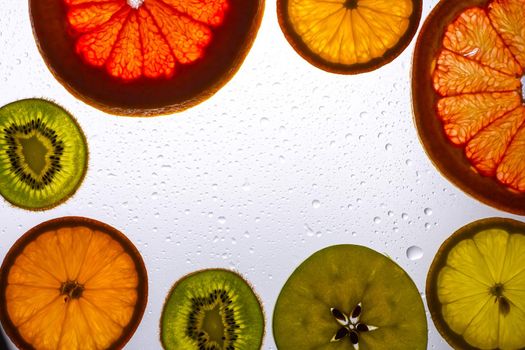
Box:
[273,245,427,350]
[413,0,525,215]
[30,0,263,115]
[277,0,422,74]
[427,217,525,349]
[0,217,148,349]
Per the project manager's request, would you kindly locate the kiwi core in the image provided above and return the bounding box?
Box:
[202,305,225,347]
[19,135,48,175]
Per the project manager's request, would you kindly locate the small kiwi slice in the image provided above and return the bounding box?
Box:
[160,269,265,350]
[273,245,427,350]
[0,99,87,210]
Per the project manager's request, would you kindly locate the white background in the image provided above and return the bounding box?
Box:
[0,0,522,349]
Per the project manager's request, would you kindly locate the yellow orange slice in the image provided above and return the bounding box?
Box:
[277,0,422,73]
[413,0,525,214]
[0,217,148,350]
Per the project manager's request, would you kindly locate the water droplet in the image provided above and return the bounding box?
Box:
[385,143,392,151]
[424,208,433,216]
[242,180,251,191]
[406,246,424,261]
[373,216,381,224]
[401,213,408,220]
[312,200,321,208]
[218,216,226,224]
[260,117,269,127]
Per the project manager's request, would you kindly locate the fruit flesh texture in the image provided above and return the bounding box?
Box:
[0,100,87,209]
[5,226,140,349]
[287,0,413,65]
[65,0,229,81]
[161,269,264,350]
[432,0,525,192]
[437,228,525,349]
[273,245,427,350]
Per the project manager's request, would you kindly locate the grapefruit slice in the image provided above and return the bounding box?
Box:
[30,0,264,115]
[277,0,422,74]
[0,217,148,349]
[413,0,525,214]
[427,217,525,349]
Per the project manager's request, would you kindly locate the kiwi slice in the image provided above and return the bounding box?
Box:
[160,269,265,350]
[427,217,525,349]
[273,245,427,350]
[0,99,87,210]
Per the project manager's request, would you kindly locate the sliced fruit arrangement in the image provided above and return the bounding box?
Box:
[427,218,525,349]
[160,269,264,350]
[30,0,264,115]
[273,245,427,350]
[413,0,525,214]
[0,217,148,350]
[277,0,422,74]
[0,99,88,210]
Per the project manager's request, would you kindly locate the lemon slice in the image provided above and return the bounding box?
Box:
[427,217,525,349]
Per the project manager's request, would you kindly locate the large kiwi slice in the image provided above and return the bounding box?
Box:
[160,269,265,350]
[427,217,525,349]
[273,245,427,350]
[0,99,88,210]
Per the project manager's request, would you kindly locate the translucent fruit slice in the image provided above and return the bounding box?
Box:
[0,99,88,210]
[30,0,264,115]
[0,217,148,350]
[413,0,525,214]
[273,245,427,350]
[427,218,525,349]
[160,269,264,350]
[277,0,422,73]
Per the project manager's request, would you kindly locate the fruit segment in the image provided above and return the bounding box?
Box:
[436,92,521,145]
[466,106,525,176]
[443,7,522,76]
[497,123,525,191]
[433,50,521,96]
[67,0,228,80]
[488,0,525,69]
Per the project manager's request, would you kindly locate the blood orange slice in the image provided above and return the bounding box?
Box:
[0,217,148,349]
[413,0,525,214]
[30,0,263,115]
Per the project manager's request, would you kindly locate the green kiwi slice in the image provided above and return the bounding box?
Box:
[0,99,87,210]
[273,245,427,350]
[160,269,265,350]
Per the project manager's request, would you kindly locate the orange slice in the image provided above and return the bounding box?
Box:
[413,0,525,214]
[30,0,264,115]
[0,217,148,349]
[277,0,422,73]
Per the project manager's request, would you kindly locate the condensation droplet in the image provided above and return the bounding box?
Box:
[373,216,381,224]
[406,246,424,261]
[424,208,433,216]
[260,117,269,127]
[385,143,392,151]
[312,200,320,208]
[218,216,226,224]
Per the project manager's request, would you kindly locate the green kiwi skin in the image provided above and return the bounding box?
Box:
[160,268,265,350]
[273,244,428,350]
[0,98,89,211]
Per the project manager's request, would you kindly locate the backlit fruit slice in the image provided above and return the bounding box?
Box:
[277,0,422,74]
[427,218,525,349]
[0,99,88,210]
[30,0,263,116]
[273,245,427,350]
[160,269,264,350]
[0,217,148,350]
[413,0,525,215]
